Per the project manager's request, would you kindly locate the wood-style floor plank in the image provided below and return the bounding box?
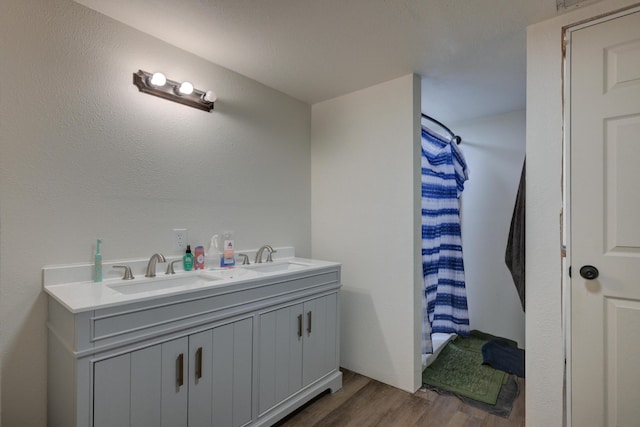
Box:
[276,369,525,427]
[372,395,431,427]
[275,371,371,427]
[314,380,408,427]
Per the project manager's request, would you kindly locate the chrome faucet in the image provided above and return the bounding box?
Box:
[255,245,277,263]
[165,259,182,275]
[113,265,135,280]
[238,253,250,265]
[145,253,166,277]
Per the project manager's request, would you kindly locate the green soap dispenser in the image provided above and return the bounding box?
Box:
[183,245,194,271]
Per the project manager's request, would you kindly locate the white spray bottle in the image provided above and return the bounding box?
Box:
[206,235,221,269]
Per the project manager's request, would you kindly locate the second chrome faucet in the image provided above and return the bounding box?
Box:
[255,245,277,264]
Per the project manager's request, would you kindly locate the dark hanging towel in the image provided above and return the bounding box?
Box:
[505,160,525,311]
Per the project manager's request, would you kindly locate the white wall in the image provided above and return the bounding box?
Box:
[526,1,637,425]
[311,75,423,393]
[454,110,526,347]
[0,1,312,425]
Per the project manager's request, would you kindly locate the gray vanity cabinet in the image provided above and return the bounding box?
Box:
[47,263,342,427]
[258,293,338,416]
[92,318,252,427]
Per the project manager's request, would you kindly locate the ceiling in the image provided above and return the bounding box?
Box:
[75,0,585,124]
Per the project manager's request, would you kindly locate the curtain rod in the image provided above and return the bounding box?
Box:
[421,113,462,145]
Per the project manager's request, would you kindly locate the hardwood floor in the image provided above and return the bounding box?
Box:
[275,369,525,427]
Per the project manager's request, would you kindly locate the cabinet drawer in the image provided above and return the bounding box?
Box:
[90,269,339,350]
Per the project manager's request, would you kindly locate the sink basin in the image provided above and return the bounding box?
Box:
[242,261,310,274]
[201,268,259,280]
[107,274,220,295]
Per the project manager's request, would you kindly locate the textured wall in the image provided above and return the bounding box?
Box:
[0,1,311,424]
[311,75,423,393]
[455,110,526,347]
[526,1,637,425]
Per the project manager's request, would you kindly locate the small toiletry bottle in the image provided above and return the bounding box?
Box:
[183,245,194,271]
[194,245,205,270]
[221,231,235,267]
[94,239,103,283]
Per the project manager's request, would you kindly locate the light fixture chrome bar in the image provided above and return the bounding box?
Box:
[133,70,215,112]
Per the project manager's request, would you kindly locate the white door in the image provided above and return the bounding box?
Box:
[570,8,640,427]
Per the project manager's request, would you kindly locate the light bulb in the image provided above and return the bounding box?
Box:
[203,90,217,103]
[149,72,166,87]
[178,81,194,95]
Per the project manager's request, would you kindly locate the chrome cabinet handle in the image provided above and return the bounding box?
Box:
[176,353,184,387]
[195,347,203,379]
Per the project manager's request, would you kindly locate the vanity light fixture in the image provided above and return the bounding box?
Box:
[133,70,216,112]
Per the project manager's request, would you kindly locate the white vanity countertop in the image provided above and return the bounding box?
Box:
[44,255,340,313]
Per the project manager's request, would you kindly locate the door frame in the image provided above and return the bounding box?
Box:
[562,4,640,425]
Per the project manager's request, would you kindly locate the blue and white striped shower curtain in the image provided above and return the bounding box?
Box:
[421,127,470,354]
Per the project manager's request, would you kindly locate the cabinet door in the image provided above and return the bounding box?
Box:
[94,345,165,427]
[188,330,213,427]
[94,353,131,427]
[131,345,162,427]
[302,293,338,387]
[161,337,189,427]
[258,303,303,414]
[94,322,252,427]
[187,319,253,427]
[211,318,253,427]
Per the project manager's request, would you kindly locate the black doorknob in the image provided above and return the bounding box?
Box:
[579,265,599,280]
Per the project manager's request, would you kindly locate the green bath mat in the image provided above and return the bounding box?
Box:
[422,337,507,405]
[454,330,518,353]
